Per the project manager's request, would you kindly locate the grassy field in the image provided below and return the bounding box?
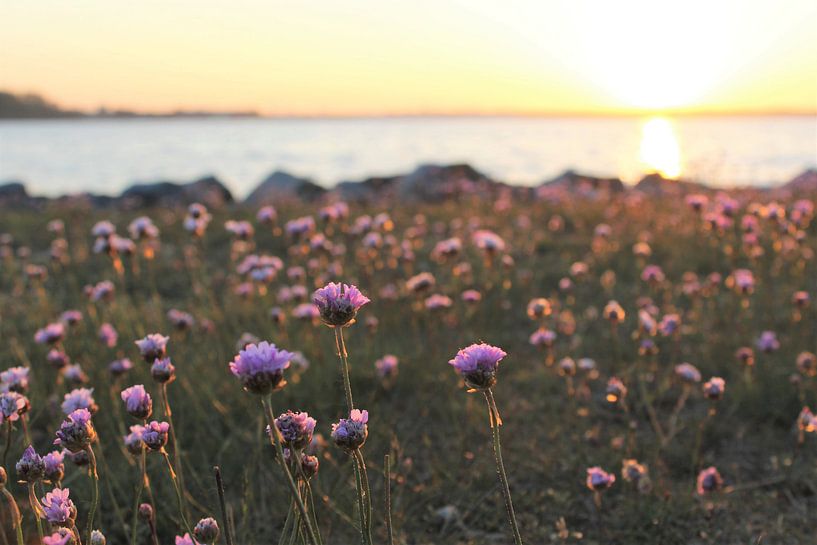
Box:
[0,189,815,545]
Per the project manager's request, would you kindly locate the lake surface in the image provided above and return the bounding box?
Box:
[0,115,814,198]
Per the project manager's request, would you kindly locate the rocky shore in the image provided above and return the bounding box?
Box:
[1,164,815,210]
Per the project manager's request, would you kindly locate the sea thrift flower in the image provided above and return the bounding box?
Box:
[621,459,648,484]
[603,301,626,323]
[735,347,755,367]
[48,349,70,369]
[301,454,320,479]
[312,282,370,327]
[128,216,159,240]
[798,407,817,434]
[586,467,616,490]
[257,205,277,224]
[124,425,146,455]
[90,530,107,545]
[141,421,170,451]
[135,334,169,362]
[796,352,817,377]
[425,294,453,310]
[54,409,96,452]
[529,328,556,348]
[61,388,97,415]
[43,450,66,483]
[472,229,506,253]
[0,392,26,423]
[274,411,317,450]
[331,409,369,451]
[167,309,195,330]
[641,265,665,284]
[15,445,45,482]
[405,272,436,293]
[696,467,723,495]
[703,377,726,400]
[176,534,196,545]
[526,298,552,319]
[606,378,627,404]
[675,363,702,383]
[461,289,482,304]
[108,358,133,377]
[194,517,221,543]
[41,487,77,524]
[658,314,681,336]
[151,358,176,384]
[375,355,399,379]
[62,364,89,385]
[229,341,292,395]
[121,385,153,419]
[60,310,83,326]
[35,322,66,345]
[448,343,507,391]
[0,366,29,393]
[43,531,72,545]
[756,331,780,353]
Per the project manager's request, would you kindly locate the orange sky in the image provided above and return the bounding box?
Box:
[1,0,815,116]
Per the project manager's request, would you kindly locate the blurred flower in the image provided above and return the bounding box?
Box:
[229,341,292,395]
[448,343,507,391]
[41,487,77,524]
[135,334,169,362]
[43,450,65,483]
[35,322,66,345]
[54,408,96,452]
[375,355,399,379]
[15,445,45,482]
[98,323,118,348]
[151,358,176,384]
[331,409,369,451]
[696,467,723,495]
[312,282,370,327]
[121,385,153,419]
[675,363,701,384]
[61,388,97,415]
[274,411,317,450]
[141,421,170,451]
[702,377,726,400]
[0,366,29,393]
[755,331,780,353]
[586,467,615,491]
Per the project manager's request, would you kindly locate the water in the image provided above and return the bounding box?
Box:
[0,115,814,199]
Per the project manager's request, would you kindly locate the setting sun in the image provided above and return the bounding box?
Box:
[639,117,682,178]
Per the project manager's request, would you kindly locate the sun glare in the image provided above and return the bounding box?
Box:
[639,117,682,178]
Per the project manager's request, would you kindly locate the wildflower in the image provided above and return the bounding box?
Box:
[121,385,153,419]
[229,341,292,395]
[128,216,159,240]
[448,343,507,391]
[702,377,726,400]
[135,334,169,362]
[48,349,70,369]
[141,421,170,451]
[796,352,817,377]
[735,347,755,367]
[586,467,616,491]
[194,517,221,543]
[60,310,83,326]
[331,409,369,451]
[425,294,453,310]
[461,289,482,304]
[124,425,146,455]
[641,265,665,284]
[168,309,195,330]
[35,322,66,345]
[257,205,277,224]
[658,314,681,336]
[375,355,399,379]
[43,450,65,483]
[61,388,97,415]
[176,534,196,545]
[756,331,780,353]
[621,459,648,484]
[606,378,627,404]
[798,407,817,433]
[0,392,26,423]
[15,445,45,482]
[54,409,96,452]
[0,366,29,393]
[696,467,723,495]
[151,358,176,384]
[472,230,506,253]
[529,328,556,348]
[292,303,320,322]
[301,454,320,479]
[62,364,89,385]
[526,298,552,320]
[312,282,370,327]
[675,363,702,384]
[43,531,73,545]
[108,358,133,377]
[558,357,576,376]
[274,411,317,450]
[405,272,435,293]
[90,530,107,545]
[41,487,77,524]
[603,301,626,323]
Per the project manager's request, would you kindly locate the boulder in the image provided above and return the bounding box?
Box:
[244,171,326,204]
[119,175,233,209]
[334,175,399,202]
[395,163,502,201]
[634,173,708,196]
[783,168,817,193]
[0,181,41,209]
[538,170,625,198]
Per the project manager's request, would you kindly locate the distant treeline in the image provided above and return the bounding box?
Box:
[0,91,259,119]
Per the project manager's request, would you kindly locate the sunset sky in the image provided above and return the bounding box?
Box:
[1,0,815,116]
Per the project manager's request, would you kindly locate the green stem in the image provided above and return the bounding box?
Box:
[27,482,45,543]
[484,389,523,545]
[334,327,355,412]
[161,449,195,538]
[86,445,100,543]
[261,396,320,545]
[131,448,147,545]
[214,466,236,545]
[351,454,368,545]
[161,384,189,519]
[2,421,11,469]
[384,454,394,545]
[354,449,373,545]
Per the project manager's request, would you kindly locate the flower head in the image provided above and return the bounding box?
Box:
[0,366,29,393]
[702,377,726,400]
[274,411,317,450]
[331,409,369,451]
[141,421,170,451]
[586,467,616,491]
[312,282,370,327]
[61,388,97,415]
[43,450,66,482]
[375,355,399,379]
[229,341,292,395]
[108,358,133,377]
[135,334,169,362]
[121,384,153,419]
[124,425,146,455]
[0,392,27,423]
[696,467,723,495]
[194,517,221,544]
[54,409,96,452]
[151,358,176,384]
[43,530,73,545]
[35,322,66,345]
[448,343,507,391]
[41,487,77,524]
[674,363,701,384]
[16,445,45,482]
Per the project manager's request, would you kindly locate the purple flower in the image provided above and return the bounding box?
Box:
[108,358,133,377]
[696,466,723,495]
[142,421,170,451]
[62,364,88,385]
[121,385,153,419]
[35,322,66,345]
[61,388,97,415]
[312,282,370,327]
[274,411,317,450]
[674,363,701,384]
[0,392,26,423]
[448,343,507,391]
[98,323,118,348]
[135,333,169,362]
[375,355,399,379]
[151,358,176,384]
[472,230,506,253]
[0,366,29,393]
[41,487,77,524]
[606,377,627,404]
[229,341,292,395]
[194,517,221,543]
[43,450,65,482]
[54,409,96,452]
[15,445,45,482]
[43,531,72,545]
[47,349,70,369]
[586,467,616,491]
[703,377,726,400]
[124,425,146,455]
[331,409,369,451]
[176,534,196,545]
[529,328,556,348]
[756,331,780,353]
[60,310,83,326]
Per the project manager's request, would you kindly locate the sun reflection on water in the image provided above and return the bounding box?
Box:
[639,117,682,178]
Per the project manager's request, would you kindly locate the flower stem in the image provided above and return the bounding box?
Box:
[26,482,45,542]
[484,389,523,545]
[130,447,148,545]
[384,454,394,545]
[86,445,101,543]
[261,396,320,545]
[161,383,189,519]
[334,327,355,412]
[1,487,24,545]
[351,453,369,545]
[161,449,195,538]
[354,449,373,545]
[2,421,11,469]
[213,466,236,545]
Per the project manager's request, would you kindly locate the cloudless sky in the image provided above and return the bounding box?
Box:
[1,0,815,115]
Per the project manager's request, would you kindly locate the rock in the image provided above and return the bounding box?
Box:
[119,175,233,209]
[334,175,400,203]
[538,170,625,198]
[783,169,817,193]
[634,173,708,196]
[396,163,502,201]
[0,181,43,209]
[245,171,327,204]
